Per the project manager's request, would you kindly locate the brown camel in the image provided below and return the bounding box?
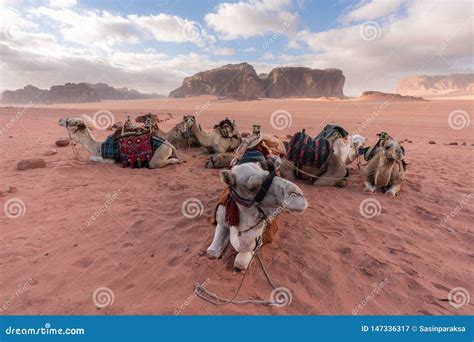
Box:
[364,139,405,195]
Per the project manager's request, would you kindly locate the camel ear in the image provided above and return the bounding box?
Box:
[220,170,235,187]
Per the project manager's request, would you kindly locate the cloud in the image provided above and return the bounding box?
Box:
[205,0,300,40]
[212,47,236,56]
[33,7,215,49]
[291,0,473,95]
[49,0,77,8]
[340,0,407,23]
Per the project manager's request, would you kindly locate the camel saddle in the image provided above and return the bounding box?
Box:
[286,130,333,178]
[101,133,165,168]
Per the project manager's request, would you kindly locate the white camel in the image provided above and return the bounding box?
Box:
[58,117,182,168]
[207,163,308,270]
[332,134,366,165]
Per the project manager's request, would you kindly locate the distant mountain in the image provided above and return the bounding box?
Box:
[169,62,345,100]
[395,73,474,97]
[1,83,166,104]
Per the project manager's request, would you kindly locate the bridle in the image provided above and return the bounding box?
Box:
[228,171,276,236]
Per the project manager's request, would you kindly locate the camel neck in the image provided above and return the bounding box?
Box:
[74,129,103,156]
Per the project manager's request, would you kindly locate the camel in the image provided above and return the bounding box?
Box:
[364,139,405,195]
[188,116,241,154]
[205,133,286,169]
[207,163,308,270]
[332,134,366,165]
[135,114,199,148]
[58,117,182,168]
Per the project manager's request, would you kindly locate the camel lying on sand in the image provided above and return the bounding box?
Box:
[207,163,308,270]
[135,114,199,148]
[188,116,241,153]
[58,117,182,168]
[332,134,366,165]
[364,139,405,195]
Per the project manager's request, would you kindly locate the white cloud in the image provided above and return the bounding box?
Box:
[49,0,77,8]
[205,0,299,40]
[244,47,256,52]
[340,0,407,23]
[212,47,236,56]
[33,7,215,49]
[292,0,473,95]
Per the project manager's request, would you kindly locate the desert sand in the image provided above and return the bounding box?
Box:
[0,97,472,315]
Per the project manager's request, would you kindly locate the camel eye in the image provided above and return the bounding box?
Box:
[248,185,259,192]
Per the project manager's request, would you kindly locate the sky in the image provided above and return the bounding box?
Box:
[0,0,472,96]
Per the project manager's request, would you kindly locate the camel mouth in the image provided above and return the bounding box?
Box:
[284,192,308,212]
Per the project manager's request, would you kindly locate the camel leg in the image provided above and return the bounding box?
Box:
[313,155,348,187]
[149,145,182,169]
[234,251,254,271]
[386,184,401,196]
[364,181,377,192]
[207,206,230,259]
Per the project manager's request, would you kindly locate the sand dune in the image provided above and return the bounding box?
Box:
[0,98,472,315]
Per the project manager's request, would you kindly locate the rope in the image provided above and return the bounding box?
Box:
[282,156,394,181]
[68,132,90,163]
[194,253,281,306]
[195,217,283,306]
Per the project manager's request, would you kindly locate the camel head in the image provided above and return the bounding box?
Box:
[382,139,405,161]
[350,134,366,155]
[214,118,239,138]
[182,115,196,130]
[220,163,308,213]
[58,117,88,135]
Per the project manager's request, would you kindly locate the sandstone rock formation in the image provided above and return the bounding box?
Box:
[169,63,345,99]
[395,74,474,96]
[360,91,424,101]
[169,63,265,99]
[2,83,165,104]
[264,67,345,98]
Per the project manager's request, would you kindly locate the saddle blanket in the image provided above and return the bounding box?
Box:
[315,124,348,141]
[101,134,165,167]
[286,130,333,169]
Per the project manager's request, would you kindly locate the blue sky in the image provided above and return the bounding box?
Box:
[0,0,472,96]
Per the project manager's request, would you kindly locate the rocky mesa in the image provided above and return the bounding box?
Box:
[169,63,345,99]
[395,73,474,97]
[1,83,165,104]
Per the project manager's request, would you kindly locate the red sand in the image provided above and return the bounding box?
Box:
[0,97,472,315]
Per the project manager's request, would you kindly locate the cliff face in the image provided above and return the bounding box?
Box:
[395,74,474,96]
[169,63,265,100]
[2,83,164,104]
[264,67,345,98]
[169,63,345,99]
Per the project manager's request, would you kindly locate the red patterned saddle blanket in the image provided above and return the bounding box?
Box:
[117,133,153,168]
